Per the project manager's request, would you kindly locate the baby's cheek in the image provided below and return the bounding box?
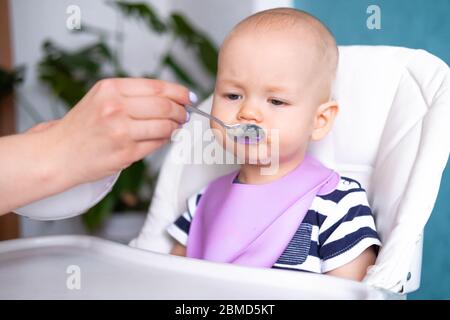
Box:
[211,101,227,119]
[277,127,307,157]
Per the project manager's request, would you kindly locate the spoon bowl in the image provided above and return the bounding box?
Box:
[185,105,265,144]
[226,123,265,144]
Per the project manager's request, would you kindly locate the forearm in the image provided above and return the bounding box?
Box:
[325,246,377,281]
[0,131,70,214]
[170,243,187,256]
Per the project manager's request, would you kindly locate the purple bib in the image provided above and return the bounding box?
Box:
[186,154,340,268]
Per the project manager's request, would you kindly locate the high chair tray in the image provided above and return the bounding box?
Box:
[0,235,400,299]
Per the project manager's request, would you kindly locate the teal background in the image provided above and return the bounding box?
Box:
[293,0,450,299]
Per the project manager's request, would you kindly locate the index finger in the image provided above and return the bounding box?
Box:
[113,78,195,106]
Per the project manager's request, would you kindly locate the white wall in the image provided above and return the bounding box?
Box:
[10,0,171,132]
[9,0,292,238]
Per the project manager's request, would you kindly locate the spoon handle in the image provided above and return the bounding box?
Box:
[185,105,227,128]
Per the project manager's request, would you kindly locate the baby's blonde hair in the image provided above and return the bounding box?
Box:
[222,7,339,102]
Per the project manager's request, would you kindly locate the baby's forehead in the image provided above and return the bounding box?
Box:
[234,11,329,43]
[220,10,337,96]
[222,19,329,67]
[219,27,325,78]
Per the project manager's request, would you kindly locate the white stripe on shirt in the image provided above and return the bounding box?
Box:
[319,191,370,232]
[322,215,377,246]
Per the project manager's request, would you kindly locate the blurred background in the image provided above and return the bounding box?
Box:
[0,0,448,299]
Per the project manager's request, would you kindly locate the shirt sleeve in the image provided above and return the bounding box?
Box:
[318,186,382,273]
[166,190,204,246]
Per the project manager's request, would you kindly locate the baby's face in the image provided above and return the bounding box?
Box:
[211,29,325,165]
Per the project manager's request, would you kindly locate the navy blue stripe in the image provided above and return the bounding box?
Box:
[195,193,202,205]
[278,241,319,261]
[174,215,191,234]
[279,241,320,261]
[318,204,373,245]
[320,227,380,260]
[271,266,315,273]
[277,223,312,265]
[302,210,327,228]
[307,240,319,258]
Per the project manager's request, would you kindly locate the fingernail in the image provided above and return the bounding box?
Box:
[185,111,190,123]
[189,91,198,104]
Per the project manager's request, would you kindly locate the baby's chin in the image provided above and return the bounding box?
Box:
[225,138,276,165]
[211,126,280,163]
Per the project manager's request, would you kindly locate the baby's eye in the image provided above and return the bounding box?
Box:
[225,93,242,101]
[269,98,286,106]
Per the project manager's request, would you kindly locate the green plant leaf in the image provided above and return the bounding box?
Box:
[0,66,25,99]
[82,193,116,232]
[197,38,218,76]
[81,160,151,232]
[113,159,146,195]
[162,54,199,90]
[38,40,116,107]
[169,13,198,45]
[169,13,218,76]
[111,1,166,34]
[38,65,88,107]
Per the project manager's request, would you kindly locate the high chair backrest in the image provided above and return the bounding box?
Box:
[130,45,450,294]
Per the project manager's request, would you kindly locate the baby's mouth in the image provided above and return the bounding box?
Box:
[226,123,266,144]
[234,136,258,145]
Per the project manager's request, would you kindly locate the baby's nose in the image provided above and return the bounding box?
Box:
[237,103,263,123]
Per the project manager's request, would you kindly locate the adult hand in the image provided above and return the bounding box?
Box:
[48,78,195,185]
[0,78,196,214]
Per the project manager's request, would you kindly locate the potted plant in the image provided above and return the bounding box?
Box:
[12,1,218,240]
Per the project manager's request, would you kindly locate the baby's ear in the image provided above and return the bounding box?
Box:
[310,101,339,141]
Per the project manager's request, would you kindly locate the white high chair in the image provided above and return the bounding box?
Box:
[4,45,449,299]
[129,45,450,295]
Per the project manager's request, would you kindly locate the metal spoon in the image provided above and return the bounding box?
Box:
[185,105,265,144]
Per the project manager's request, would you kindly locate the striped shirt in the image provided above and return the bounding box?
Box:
[167,176,381,273]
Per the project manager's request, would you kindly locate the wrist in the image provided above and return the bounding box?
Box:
[32,127,76,195]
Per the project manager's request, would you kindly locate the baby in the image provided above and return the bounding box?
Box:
[166,8,381,281]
